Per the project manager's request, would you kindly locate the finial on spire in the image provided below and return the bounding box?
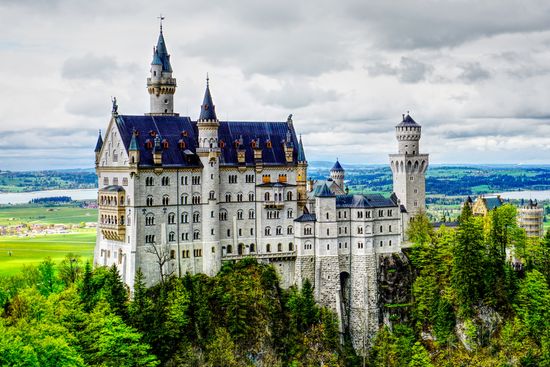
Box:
[158,14,165,32]
[206,73,210,87]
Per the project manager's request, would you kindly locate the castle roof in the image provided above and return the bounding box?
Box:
[199,78,217,121]
[331,159,344,171]
[315,182,335,197]
[297,135,306,162]
[151,29,172,72]
[335,193,397,208]
[483,196,504,211]
[113,115,300,167]
[294,212,317,222]
[397,113,420,127]
[94,130,103,152]
[129,133,138,151]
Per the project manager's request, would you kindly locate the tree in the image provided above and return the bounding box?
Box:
[37,257,61,297]
[514,270,550,337]
[145,241,176,285]
[59,253,83,286]
[408,342,434,367]
[452,216,485,317]
[407,212,434,246]
[104,264,129,320]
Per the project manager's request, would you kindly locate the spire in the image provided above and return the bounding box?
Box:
[297,135,306,162]
[94,130,103,152]
[129,131,139,151]
[199,75,217,121]
[151,18,172,72]
[331,159,344,172]
[397,112,420,127]
[315,182,335,197]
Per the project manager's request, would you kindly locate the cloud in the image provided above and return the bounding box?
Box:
[251,79,340,109]
[368,57,433,83]
[459,62,490,82]
[62,54,137,81]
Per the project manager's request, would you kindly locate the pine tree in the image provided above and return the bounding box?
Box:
[80,261,94,312]
[408,342,434,367]
[105,264,128,320]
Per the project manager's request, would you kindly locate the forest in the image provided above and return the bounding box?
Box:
[0,204,549,366]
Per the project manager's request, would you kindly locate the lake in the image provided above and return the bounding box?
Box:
[0,189,98,205]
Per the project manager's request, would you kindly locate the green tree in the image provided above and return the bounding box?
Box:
[58,253,83,286]
[104,264,128,320]
[37,257,62,296]
[514,270,550,337]
[452,216,485,317]
[408,342,434,367]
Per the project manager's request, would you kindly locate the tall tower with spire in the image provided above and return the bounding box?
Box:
[389,113,429,228]
[196,76,221,275]
[296,135,308,212]
[147,18,177,115]
[330,159,345,190]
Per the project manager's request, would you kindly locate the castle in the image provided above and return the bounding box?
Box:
[93,23,428,351]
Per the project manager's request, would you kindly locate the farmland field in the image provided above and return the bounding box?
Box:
[0,205,96,226]
[0,231,96,276]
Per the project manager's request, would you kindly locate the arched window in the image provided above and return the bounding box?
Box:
[209,191,215,200]
[225,193,232,202]
[193,212,200,223]
[168,212,175,224]
[238,243,244,255]
[287,226,293,235]
[181,194,188,205]
[237,193,243,202]
[181,212,188,223]
[276,226,282,235]
[289,242,294,251]
[237,210,243,220]
[264,192,270,201]
[286,191,293,201]
[146,196,153,207]
[192,194,201,204]
[227,245,233,254]
[169,232,175,242]
[287,209,293,218]
[277,243,282,252]
[266,244,271,252]
[265,227,271,236]
[193,230,200,240]
[248,209,255,219]
[162,195,169,206]
[219,209,228,221]
[249,243,255,252]
[145,214,155,226]
[248,192,255,201]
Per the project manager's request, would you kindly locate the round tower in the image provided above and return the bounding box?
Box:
[330,159,345,190]
[147,20,177,115]
[196,77,221,276]
[389,113,429,225]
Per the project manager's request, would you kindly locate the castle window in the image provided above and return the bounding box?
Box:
[358,227,363,234]
[193,230,200,240]
[181,212,188,223]
[211,228,215,235]
[305,242,312,250]
[358,242,364,249]
[225,193,232,202]
[358,211,363,219]
[266,140,272,149]
[289,242,294,251]
[287,226,293,235]
[181,194,188,205]
[238,243,244,255]
[387,209,393,216]
[145,235,155,244]
[389,225,392,232]
[193,212,200,223]
[389,240,392,246]
[209,191,215,200]
[277,243,282,252]
[262,174,271,184]
[276,226,282,235]
[248,193,255,201]
[178,139,186,149]
[410,176,414,181]
[304,226,312,235]
[378,210,384,217]
[327,244,330,250]
[366,211,371,218]
[169,232,175,242]
[113,178,119,186]
[103,177,109,186]
[380,241,383,247]
[146,177,154,186]
[145,139,153,149]
[326,213,329,220]
[250,243,255,252]
[145,214,155,226]
[227,229,231,237]
[380,226,383,233]
[246,174,255,183]
[249,209,255,219]
[192,195,201,205]
[122,178,128,186]
[265,227,271,236]
[192,176,201,185]
[182,233,189,241]
[286,191,293,201]
[162,195,169,206]
[168,212,175,224]
[237,210,243,220]
[227,245,233,254]
[250,228,254,236]
[146,196,153,206]
[287,209,293,218]
[344,211,347,218]
[220,210,227,221]
[162,139,169,149]
[264,192,270,201]
[229,175,238,184]
[193,249,202,257]
[238,229,242,236]
[113,151,118,162]
[219,140,225,148]
[161,177,170,186]
[182,176,188,185]
[237,193,243,202]
[338,211,341,219]
[414,201,418,207]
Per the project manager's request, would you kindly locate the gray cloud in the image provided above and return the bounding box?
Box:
[251,80,340,109]
[62,54,137,81]
[459,62,490,82]
[368,57,433,83]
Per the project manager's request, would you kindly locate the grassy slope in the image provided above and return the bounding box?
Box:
[0,231,96,276]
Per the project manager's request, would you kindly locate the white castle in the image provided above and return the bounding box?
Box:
[93,24,428,350]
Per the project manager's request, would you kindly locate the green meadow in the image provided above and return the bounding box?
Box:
[0,231,96,276]
[0,205,96,226]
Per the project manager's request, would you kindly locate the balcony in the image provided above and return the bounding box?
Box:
[222,251,296,262]
[264,201,285,209]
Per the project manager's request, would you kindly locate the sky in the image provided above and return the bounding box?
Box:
[1,0,550,170]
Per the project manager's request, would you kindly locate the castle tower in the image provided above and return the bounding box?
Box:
[147,20,177,115]
[296,135,308,213]
[330,159,345,190]
[94,130,103,166]
[313,183,342,326]
[389,113,429,225]
[196,77,221,275]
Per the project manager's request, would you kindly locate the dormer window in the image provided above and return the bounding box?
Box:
[149,130,157,137]
[266,140,272,149]
[145,139,153,149]
[181,130,188,137]
[162,139,169,149]
[251,140,257,148]
[178,139,186,149]
[234,140,240,148]
[219,140,225,148]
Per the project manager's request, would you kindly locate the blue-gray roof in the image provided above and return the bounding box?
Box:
[199,81,217,121]
[129,133,138,151]
[294,212,316,222]
[113,115,300,167]
[484,196,503,211]
[94,131,103,152]
[335,193,397,208]
[297,136,306,162]
[315,182,335,197]
[331,160,344,171]
[151,30,172,72]
[397,114,420,127]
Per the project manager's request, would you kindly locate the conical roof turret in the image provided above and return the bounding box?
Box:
[94,130,103,152]
[199,76,217,121]
[151,25,172,72]
[297,135,306,162]
[331,159,344,172]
